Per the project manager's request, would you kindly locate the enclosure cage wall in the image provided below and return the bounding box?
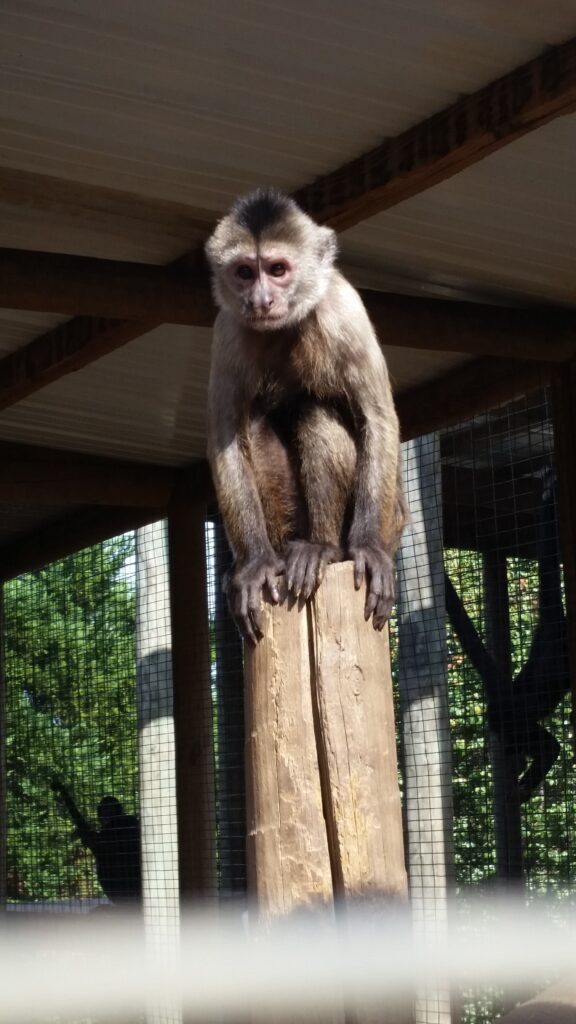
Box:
[0,383,574,1024]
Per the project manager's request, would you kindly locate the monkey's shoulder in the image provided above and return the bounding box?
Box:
[316,274,381,355]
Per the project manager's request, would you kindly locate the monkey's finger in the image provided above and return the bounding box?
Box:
[302,556,320,601]
[265,571,280,604]
[364,592,379,620]
[364,569,384,619]
[373,596,393,631]
[248,586,264,638]
[241,616,258,645]
[353,554,366,590]
[235,587,257,645]
[285,552,298,593]
[291,554,308,598]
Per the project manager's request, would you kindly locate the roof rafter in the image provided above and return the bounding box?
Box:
[0,439,176,506]
[3,36,576,408]
[397,357,558,441]
[295,37,576,230]
[2,246,576,367]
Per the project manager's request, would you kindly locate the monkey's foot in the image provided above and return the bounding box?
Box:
[226,553,285,645]
[349,541,395,630]
[285,541,342,600]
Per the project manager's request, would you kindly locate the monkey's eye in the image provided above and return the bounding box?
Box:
[270,262,288,277]
[235,265,254,281]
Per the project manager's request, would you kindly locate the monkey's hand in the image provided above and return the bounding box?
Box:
[285,541,342,601]
[226,553,285,645]
[349,540,395,631]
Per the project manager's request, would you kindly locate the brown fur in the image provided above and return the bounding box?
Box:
[205,189,407,642]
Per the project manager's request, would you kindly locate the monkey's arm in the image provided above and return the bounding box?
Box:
[336,287,405,628]
[207,325,283,643]
[444,573,506,701]
[517,724,561,802]
[51,778,97,852]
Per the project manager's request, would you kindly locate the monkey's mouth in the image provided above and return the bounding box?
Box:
[244,313,287,328]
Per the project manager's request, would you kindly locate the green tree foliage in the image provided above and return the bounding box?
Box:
[444,549,575,894]
[4,536,137,903]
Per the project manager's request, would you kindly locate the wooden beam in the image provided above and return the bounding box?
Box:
[551,363,576,735]
[3,39,576,408]
[0,316,162,410]
[0,462,212,580]
[397,357,557,441]
[168,480,217,897]
[0,505,164,582]
[2,249,576,363]
[0,440,177,506]
[294,37,576,230]
[0,249,214,325]
[0,165,219,235]
[364,292,576,363]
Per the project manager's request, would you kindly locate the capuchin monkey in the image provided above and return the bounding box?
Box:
[205,188,406,643]
[51,778,142,905]
[445,471,569,802]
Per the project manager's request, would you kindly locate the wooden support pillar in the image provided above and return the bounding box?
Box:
[482,552,524,886]
[551,365,576,724]
[211,519,246,897]
[0,587,6,912]
[244,562,407,916]
[136,521,180,914]
[136,520,180,1024]
[397,434,455,1024]
[168,490,216,899]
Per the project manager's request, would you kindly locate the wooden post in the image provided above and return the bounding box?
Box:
[482,551,524,886]
[244,585,333,916]
[211,519,247,897]
[0,587,6,912]
[397,434,454,1024]
[244,564,407,915]
[136,520,180,1024]
[311,564,406,902]
[551,365,576,726]
[136,521,179,913]
[168,490,216,899]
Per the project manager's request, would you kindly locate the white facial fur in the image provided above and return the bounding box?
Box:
[206,201,337,331]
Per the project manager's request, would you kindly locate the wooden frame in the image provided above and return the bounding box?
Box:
[0,462,214,581]
[168,481,217,897]
[0,440,176,506]
[551,363,576,721]
[294,37,576,230]
[2,38,575,414]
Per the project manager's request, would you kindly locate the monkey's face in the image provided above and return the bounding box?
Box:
[206,192,338,331]
[223,250,297,331]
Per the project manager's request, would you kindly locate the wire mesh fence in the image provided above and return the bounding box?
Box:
[0,385,574,1024]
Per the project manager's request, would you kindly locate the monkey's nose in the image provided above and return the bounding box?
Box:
[252,296,274,314]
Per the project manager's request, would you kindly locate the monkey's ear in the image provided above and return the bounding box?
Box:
[205,227,223,268]
[316,225,338,265]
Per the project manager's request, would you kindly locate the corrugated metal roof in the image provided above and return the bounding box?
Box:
[341,116,576,307]
[1,0,576,211]
[0,309,68,357]
[0,325,470,463]
[0,502,79,542]
[0,0,574,484]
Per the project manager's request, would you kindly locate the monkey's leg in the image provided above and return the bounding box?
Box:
[516,724,561,802]
[285,406,356,600]
[222,416,301,643]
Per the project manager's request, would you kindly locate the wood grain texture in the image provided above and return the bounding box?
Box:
[244,584,334,917]
[311,563,407,903]
[244,564,407,917]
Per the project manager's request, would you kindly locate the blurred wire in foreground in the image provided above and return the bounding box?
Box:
[0,898,575,1021]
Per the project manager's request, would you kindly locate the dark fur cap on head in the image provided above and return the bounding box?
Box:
[205,186,338,271]
[230,187,297,239]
